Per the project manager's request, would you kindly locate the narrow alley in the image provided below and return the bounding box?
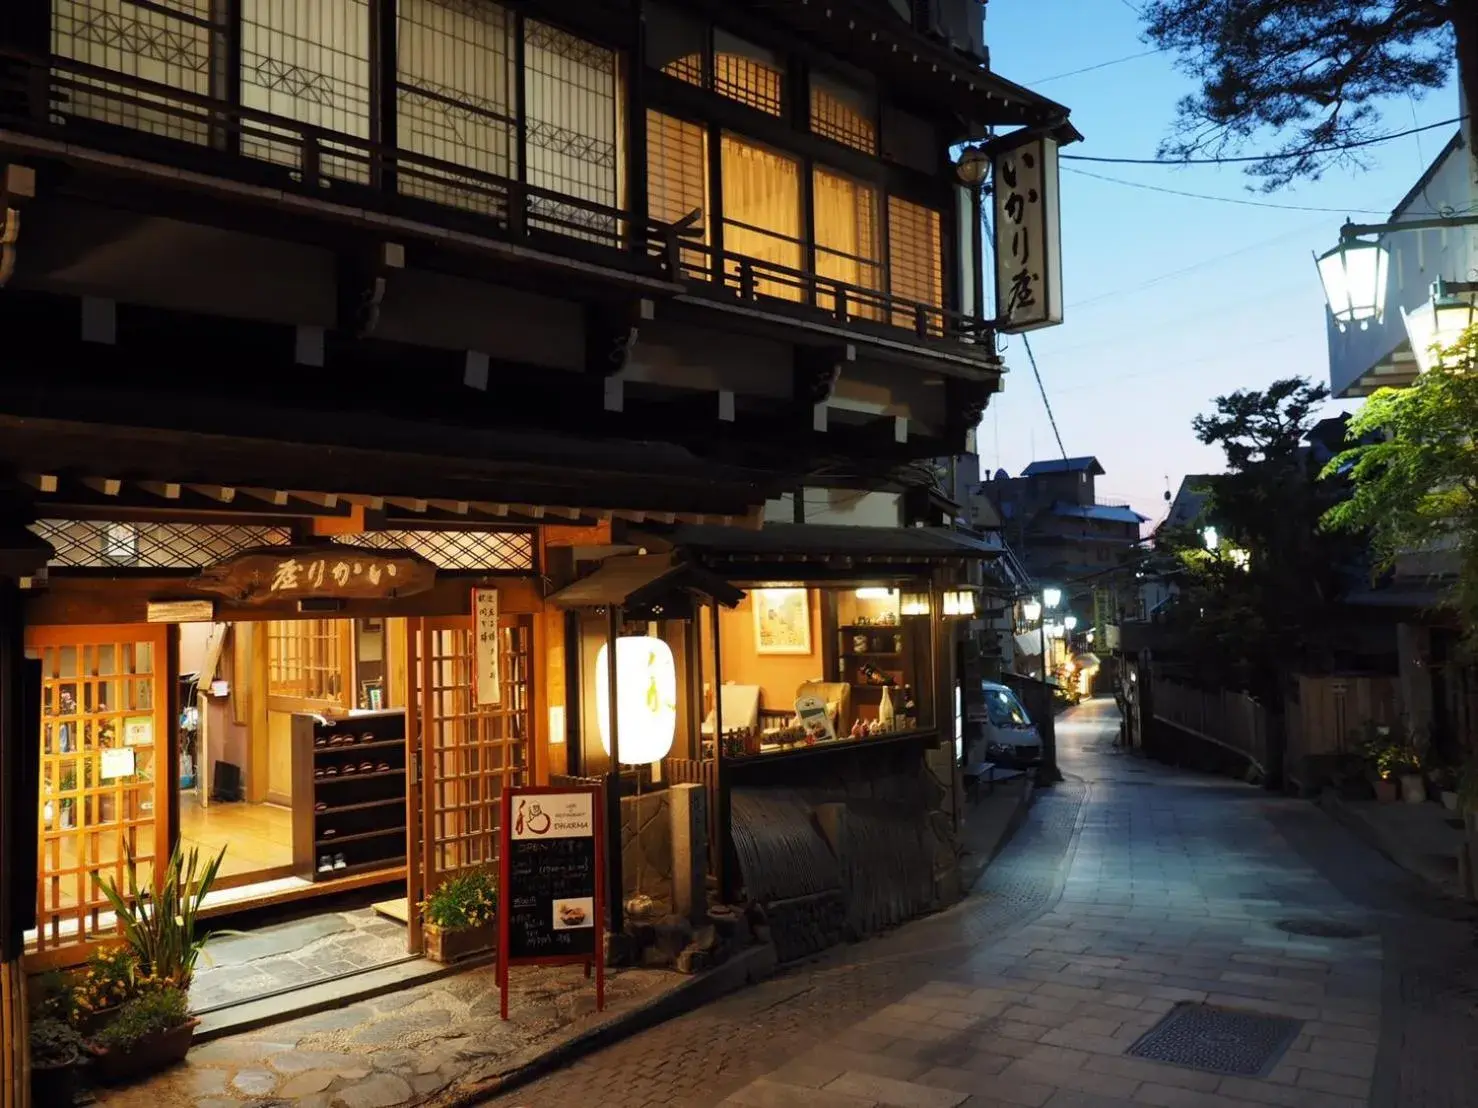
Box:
[485,699,1478,1108]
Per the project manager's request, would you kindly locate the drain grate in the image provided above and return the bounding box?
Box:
[1276,918,1369,939]
[1125,1003,1302,1077]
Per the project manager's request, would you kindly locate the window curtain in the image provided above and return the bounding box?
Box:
[647,111,710,274]
[396,0,516,217]
[813,168,881,319]
[887,196,943,331]
[721,135,802,301]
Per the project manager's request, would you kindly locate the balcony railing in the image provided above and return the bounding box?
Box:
[0,50,996,356]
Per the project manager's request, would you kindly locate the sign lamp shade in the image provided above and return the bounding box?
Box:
[1064,615,1079,632]
[1402,279,1478,374]
[1315,235,1389,330]
[595,636,677,765]
[1022,599,1043,622]
[1042,587,1063,609]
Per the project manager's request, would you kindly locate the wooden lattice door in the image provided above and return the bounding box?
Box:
[27,624,169,963]
[406,615,532,949]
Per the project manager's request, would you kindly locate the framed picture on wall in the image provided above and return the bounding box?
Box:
[752,588,811,655]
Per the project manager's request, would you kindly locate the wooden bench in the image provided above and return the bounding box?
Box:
[963,761,996,803]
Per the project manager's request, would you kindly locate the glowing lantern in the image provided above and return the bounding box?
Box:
[595,636,677,765]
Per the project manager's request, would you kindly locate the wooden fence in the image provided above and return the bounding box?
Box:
[1151,677,1269,773]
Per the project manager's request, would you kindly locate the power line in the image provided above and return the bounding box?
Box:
[1060,116,1466,166]
[1027,49,1162,86]
[1061,165,1389,214]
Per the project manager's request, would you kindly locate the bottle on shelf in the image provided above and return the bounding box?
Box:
[879,686,896,731]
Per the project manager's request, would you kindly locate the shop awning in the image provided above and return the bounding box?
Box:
[663,523,1001,563]
[546,553,745,613]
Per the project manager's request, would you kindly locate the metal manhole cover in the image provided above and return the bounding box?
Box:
[1276,918,1369,939]
[1125,1003,1302,1077]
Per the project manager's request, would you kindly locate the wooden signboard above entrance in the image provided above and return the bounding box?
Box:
[498,785,605,1020]
[189,545,436,605]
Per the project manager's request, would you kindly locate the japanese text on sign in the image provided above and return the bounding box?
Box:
[992,135,1063,333]
[473,587,502,706]
[270,556,397,594]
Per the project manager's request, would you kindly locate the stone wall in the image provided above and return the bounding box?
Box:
[620,790,673,910]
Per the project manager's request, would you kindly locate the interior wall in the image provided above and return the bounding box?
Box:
[706,590,825,716]
[178,622,215,676]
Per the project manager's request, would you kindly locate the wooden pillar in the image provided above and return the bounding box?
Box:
[0,578,32,1108]
[711,600,735,903]
[604,606,624,935]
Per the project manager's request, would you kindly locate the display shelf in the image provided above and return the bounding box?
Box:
[291,710,407,883]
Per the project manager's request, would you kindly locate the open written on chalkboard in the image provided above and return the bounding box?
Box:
[498,786,605,1019]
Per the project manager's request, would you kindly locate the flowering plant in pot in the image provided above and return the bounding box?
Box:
[87,986,196,1083]
[98,841,230,990]
[421,869,498,963]
[29,1016,85,1105]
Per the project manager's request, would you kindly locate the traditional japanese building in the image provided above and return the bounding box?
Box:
[0,0,1074,1059]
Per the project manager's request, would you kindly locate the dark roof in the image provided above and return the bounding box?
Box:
[667,523,999,560]
[1051,503,1147,526]
[1021,457,1104,477]
[547,554,744,610]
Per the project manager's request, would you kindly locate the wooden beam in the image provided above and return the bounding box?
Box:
[80,477,121,497]
[240,487,290,507]
[472,502,510,518]
[290,490,339,509]
[187,484,236,503]
[22,474,58,494]
[386,496,429,513]
[342,493,386,510]
[137,481,182,500]
[429,499,471,515]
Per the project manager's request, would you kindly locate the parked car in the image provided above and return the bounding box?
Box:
[966,682,1042,768]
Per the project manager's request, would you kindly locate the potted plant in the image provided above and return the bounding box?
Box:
[422,868,498,963]
[98,841,229,990]
[1393,747,1427,804]
[1357,729,1399,801]
[72,945,144,1032]
[87,986,196,1083]
[29,1017,85,1105]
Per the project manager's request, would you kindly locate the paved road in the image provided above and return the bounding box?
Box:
[490,698,1478,1108]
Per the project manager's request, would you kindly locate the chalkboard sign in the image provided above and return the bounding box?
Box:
[498,785,605,1019]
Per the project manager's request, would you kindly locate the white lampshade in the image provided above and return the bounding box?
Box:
[1042,587,1062,609]
[1064,615,1078,631]
[1022,600,1042,622]
[941,589,977,617]
[1403,280,1478,373]
[1315,236,1389,330]
[595,636,677,765]
[1203,526,1219,551]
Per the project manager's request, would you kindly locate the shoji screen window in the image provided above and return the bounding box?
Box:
[713,30,783,117]
[887,196,944,333]
[240,0,372,182]
[813,168,881,320]
[647,111,710,275]
[720,135,803,302]
[810,73,876,156]
[397,0,517,217]
[522,20,622,246]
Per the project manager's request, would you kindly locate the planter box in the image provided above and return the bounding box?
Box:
[1374,778,1398,802]
[88,1019,198,1084]
[424,923,496,964]
[30,1061,81,1106]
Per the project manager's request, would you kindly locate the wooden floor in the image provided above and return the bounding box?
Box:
[180,796,293,879]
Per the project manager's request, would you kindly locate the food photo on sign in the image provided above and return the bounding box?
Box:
[553,897,593,930]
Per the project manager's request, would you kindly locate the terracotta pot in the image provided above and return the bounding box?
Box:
[88,1019,198,1084]
[424,922,496,964]
[30,1060,80,1106]
[1373,778,1398,802]
[1400,774,1426,804]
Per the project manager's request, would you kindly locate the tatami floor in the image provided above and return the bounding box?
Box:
[179,795,293,879]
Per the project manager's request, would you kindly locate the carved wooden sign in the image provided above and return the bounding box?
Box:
[189,545,437,604]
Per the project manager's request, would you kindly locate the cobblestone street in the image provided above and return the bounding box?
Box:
[489,698,1478,1108]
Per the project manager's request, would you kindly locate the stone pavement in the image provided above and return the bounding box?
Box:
[486,698,1478,1107]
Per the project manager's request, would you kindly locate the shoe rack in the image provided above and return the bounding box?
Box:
[290,709,408,882]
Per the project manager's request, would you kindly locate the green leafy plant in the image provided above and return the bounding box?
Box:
[94,987,189,1052]
[421,869,498,930]
[98,842,228,990]
[29,1017,85,1069]
[29,970,80,1026]
[71,945,149,1027]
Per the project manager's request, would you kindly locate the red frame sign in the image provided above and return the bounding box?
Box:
[498,784,606,1020]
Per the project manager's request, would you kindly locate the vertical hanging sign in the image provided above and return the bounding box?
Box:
[472,587,502,706]
[991,134,1063,333]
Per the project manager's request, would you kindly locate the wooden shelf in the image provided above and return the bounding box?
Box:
[841,651,901,658]
[293,711,408,882]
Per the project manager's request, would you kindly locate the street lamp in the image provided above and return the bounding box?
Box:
[1022,599,1042,623]
[955,144,990,325]
[1402,279,1478,373]
[1203,526,1219,551]
[1064,615,1078,633]
[1038,587,1061,686]
[1314,233,1389,330]
[1042,586,1063,610]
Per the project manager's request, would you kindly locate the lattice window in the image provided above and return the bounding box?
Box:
[335,530,535,572]
[268,619,348,704]
[416,617,531,882]
[51,0,219,145]
[721,134,803,302]
[810,74,877,155]
[647,110,709,273]
[644,1,705,88]
[887,195,944,333]
[814,167,882,320]
[396,0,517,218]
[31,521,291,570]
[713,31,783,117]
[523,20,621,246]
[30,626,167,956]
[240,0,372,183]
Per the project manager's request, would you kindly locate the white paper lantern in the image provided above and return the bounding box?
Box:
[595,636,677,765]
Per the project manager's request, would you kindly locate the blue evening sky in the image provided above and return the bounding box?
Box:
[982,0,1462,523]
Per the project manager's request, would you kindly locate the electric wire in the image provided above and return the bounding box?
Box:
[1061,166,1389,214]
[1060,116,1466,166]
[1026,49,1162,85]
